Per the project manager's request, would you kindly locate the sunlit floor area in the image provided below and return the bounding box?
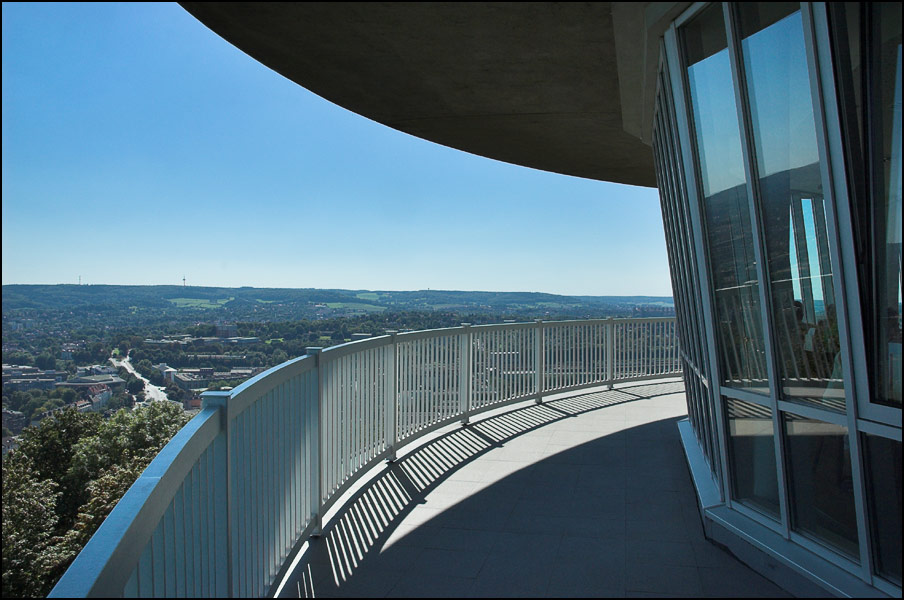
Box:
[278,380,790,598]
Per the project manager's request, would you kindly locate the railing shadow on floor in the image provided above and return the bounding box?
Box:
[276,379,686,597]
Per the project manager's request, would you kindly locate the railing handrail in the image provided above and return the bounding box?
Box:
[49,316,681,598]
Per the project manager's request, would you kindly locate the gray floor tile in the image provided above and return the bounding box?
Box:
[625,539,697,568]
[555,534,626,565]
[421,526,499,554]
[625,564,703,596]
[277,382,794,599]
[625,517,692,543]
[389,572,477,598]
[699,564,792,597]
[410,546,489,578]
[469,556,554,598]
[546,558,627,597]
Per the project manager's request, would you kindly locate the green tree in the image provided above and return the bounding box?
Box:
[35,353,56,370]
[1,403,191,597]
[2,351,34,366]
[65,402,188,501]
[1,457,61,598]
[13,409,102,527]
[106,392,134,412]
[126,376,144,395]
[135,359,154,377]
[60,388,77,405]
[271,349,288,365]
[147,369,164,387]
[48,457,152,583]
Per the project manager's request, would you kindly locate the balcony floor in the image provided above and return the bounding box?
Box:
[278,380,790,598]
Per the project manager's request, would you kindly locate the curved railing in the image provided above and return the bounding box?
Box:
[49,317,680,598]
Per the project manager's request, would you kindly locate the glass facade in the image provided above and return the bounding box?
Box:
[724,397,779,517]
[831,2,903,412]
[653,55,722,482]
[738,4,847,413]
[862,433,902,585]
[654,2,902,594]
[682,4,770,395]
[783,411,858,557]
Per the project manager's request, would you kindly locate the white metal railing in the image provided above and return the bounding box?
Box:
[49,317,680,598]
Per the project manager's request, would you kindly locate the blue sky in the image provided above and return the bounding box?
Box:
[2,2,670,296]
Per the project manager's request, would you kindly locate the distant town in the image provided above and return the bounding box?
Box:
[2,284,673,447]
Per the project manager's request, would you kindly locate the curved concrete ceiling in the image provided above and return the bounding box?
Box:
[180,2,657,187]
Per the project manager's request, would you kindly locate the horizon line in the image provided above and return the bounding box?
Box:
[1,282,674,298]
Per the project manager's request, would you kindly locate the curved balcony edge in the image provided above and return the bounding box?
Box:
[49,317,681,598]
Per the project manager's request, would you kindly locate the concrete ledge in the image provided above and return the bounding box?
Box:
[677,418,893,598]
[677,419,722,510]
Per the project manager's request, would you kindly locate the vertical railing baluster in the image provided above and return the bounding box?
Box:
[385,333,397,461]
[597,322,604,383]
[534,320,543,402]
[641,322,647,376]
[403,340,409,438]
[303,348,323,536]
[459,324,471,424]
[606,318,615,388]
[414,339,421,431]
[443,336,449,418]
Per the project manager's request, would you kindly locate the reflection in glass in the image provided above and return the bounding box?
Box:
[863,434,902,585]
[725,397,780,518]
[739,4,846,411]
[783,412,859,558]
[683,4,769,394]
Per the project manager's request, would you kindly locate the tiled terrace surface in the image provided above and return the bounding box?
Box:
[279,380,790,598]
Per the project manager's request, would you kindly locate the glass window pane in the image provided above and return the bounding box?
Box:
[871,3,902,409]
[830,3,902,412]
[739,4,847,412]
[683,4,770,394]
[783,411,859,558]
[725,397,780,518]
[862,433,902,585]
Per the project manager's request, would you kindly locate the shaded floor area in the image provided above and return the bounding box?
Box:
[278,380,790,598]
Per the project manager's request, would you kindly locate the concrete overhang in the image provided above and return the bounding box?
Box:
[180,2,688,188]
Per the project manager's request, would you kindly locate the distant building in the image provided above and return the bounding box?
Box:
[173,371,208,391]
[172,366,262,391]
[184,354,247,362]
[2,364,67,391]
[60,341,85,360]
[56,374,125,391]
[215,323,238,338]
[144,338,182,346]
[87,384,112,411]
[4,378,56,392]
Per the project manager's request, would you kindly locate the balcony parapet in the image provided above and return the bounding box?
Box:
[49,317,681,598]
